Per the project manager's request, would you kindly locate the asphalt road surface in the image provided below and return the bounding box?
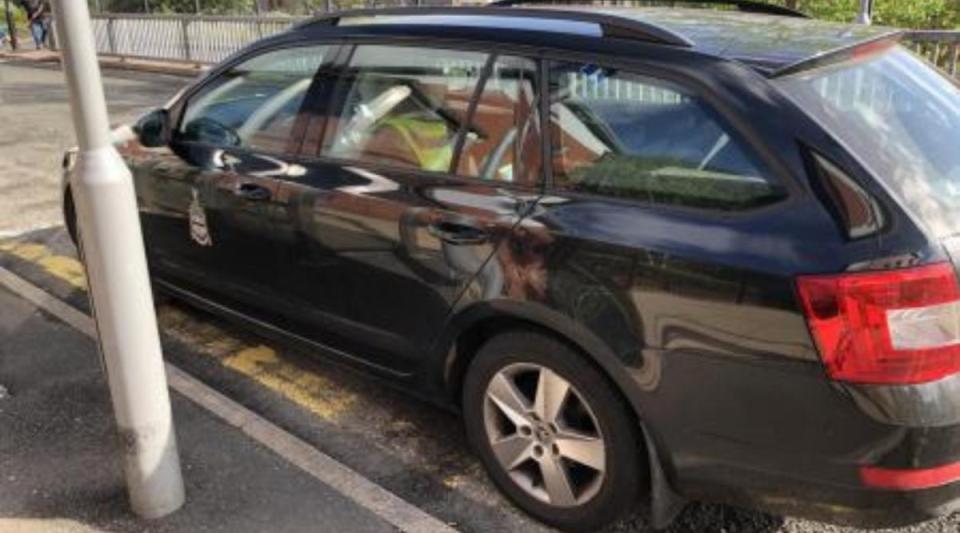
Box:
[0,60,185,237]
[2,59,960,533]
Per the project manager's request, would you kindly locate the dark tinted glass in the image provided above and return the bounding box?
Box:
[456,55,542,186]
[180,45,330,154]
[549,63,782,210]
[777,46,960,237]
[323,45,487,173]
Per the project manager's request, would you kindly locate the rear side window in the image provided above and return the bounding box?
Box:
[179,45,330,154]
[321,46,542,187]
[323,45,487,173]
[549,62,783,210]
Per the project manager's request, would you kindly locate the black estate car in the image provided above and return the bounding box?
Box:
[61,1,960,530]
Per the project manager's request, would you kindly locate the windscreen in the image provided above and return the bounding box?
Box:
[777,46,960,237]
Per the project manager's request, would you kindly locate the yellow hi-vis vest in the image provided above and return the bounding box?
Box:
[380,116,454,172]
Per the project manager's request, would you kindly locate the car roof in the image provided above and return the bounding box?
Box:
[598,7,897,70]
[292,5,899,75]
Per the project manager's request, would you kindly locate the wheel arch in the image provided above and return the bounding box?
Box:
[438,299,686,526]
[63,184,79,247]
[442,300,641,414]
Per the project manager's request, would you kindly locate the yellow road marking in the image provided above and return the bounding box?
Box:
[0,237,356,422]
[224,346,356,421]
[442,474,467,489]
[0,241,87,289]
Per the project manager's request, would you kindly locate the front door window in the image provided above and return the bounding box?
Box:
[180,45,332,155]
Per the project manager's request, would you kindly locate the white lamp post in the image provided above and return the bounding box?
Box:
[49,0,185,519]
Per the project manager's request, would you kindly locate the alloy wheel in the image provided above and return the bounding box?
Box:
[482,362,606,507]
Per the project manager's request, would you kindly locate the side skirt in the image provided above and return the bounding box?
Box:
[154,278,415,380]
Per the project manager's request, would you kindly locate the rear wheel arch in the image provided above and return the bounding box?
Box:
[443,300,643,416]
[442,301,687,525]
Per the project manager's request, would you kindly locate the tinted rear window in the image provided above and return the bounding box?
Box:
[777,46,960,237]
[549,64,784,211]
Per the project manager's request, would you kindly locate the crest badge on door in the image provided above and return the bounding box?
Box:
[189,188,213,247]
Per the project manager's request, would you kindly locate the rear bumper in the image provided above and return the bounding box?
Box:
[685,464,960,528]
[657,431,960,529]
[851,483,960,528]
[641,350,960,528]
[671,460,960,528]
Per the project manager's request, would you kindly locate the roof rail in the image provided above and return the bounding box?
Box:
[491,0,808,19]
[296,6,695,47]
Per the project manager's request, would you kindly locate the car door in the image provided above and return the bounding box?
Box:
[138,44,337,311]
[273,45,544,374]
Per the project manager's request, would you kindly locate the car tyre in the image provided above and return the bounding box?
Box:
[462,330,644,532]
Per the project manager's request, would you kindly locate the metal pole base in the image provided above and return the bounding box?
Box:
[120,421,186,519]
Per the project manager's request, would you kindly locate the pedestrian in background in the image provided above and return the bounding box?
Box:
[18,0,49,49]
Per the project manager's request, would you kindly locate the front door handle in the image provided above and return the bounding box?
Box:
[428,220,489,245]
[234,182,271,201]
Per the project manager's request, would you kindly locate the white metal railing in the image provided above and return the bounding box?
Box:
[90,14,305,64]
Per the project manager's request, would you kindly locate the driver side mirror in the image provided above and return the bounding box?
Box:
[134,109,170,148]
[181,117,242,148]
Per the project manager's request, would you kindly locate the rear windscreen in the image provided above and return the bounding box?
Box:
[777,46,960,238]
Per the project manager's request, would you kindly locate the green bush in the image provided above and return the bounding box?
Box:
[772,0,958,29]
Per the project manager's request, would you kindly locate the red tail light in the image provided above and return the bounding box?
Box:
[796,263,960,385]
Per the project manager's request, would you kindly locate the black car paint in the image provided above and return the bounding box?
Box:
[81,12,960,528]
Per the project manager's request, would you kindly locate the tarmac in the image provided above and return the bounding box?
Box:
[0,282,400,533]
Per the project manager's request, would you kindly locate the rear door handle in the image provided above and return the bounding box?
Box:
[234,182,271,201]
[428,220,489,245]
